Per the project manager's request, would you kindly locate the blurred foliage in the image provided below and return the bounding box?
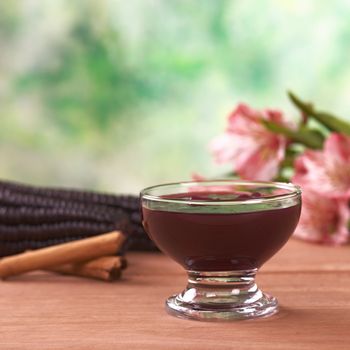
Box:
[1,0,350,192]
[17,19,152,133]
[0,2,19,38]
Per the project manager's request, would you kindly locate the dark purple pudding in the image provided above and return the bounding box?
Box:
[142,191,301,271]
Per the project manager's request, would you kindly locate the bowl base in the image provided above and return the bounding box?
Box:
[165,269,278,322]
[166,292,278,322]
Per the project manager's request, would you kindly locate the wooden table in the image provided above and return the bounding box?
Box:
[0,239,349,349]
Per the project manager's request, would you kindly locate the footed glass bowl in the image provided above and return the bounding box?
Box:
[141,180,301,321]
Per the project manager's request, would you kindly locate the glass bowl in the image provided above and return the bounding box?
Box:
[141,180,301,321]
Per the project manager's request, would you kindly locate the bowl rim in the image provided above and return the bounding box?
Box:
[140,180,302,207]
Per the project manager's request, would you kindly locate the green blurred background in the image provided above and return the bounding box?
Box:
[1,0,350,193]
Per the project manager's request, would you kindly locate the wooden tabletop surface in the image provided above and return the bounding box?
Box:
[0,239,349,349]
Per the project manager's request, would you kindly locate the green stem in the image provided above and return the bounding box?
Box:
[274,174,290,182]
[262,120,324,149]
[288,91,350,135]
[280,155,294,168]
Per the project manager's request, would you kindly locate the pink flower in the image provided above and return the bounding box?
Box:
[191,173,207,182]
[293,133,350,199]
[294,189,349,245]
[210,104,288,181]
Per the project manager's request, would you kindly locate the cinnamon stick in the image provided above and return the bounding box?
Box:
[47,256,127,281]
[0,231,125,279]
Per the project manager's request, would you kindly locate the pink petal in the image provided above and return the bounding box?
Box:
[293,189,350,245]
[293,133,350,198]
[209,103,288,181]
[191,173,206,181]
[325,133,350,162]
[237,144,284,181]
